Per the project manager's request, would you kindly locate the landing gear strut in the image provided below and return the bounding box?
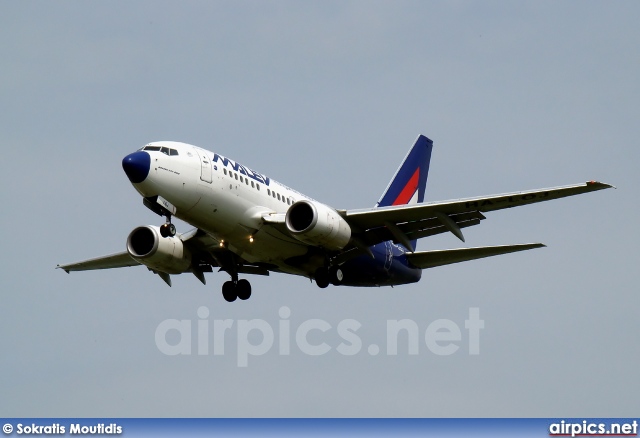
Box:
[314,265,344,288]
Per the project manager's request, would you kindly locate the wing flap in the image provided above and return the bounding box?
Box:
[353,211,486,249]
[406,243,545,269]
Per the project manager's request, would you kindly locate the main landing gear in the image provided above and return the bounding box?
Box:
[314,265,344,289]
[159,214,176,237]
[222,278,252,302]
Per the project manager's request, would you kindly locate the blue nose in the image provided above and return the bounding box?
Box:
[122,151,150,183]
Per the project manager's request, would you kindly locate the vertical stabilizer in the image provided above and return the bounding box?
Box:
[376,135,433,208]
[376,135,433,251]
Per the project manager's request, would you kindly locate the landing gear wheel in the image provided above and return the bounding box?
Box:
[236,279,252,300]
[314,267,330,289]
[222,281,237,302]
[329,266,344,285]
[160,223,176,238]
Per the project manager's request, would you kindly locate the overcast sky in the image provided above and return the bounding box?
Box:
[1,1,638,417]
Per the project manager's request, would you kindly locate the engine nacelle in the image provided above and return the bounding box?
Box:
[126,225,191,274]
[285,200,351,250]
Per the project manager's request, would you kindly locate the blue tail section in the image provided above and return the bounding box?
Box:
[376,135,433,208]
[375,135,433,252]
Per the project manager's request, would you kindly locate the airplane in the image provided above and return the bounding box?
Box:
[58,135,613,302]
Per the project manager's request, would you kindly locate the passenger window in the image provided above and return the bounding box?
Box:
[224,169,227,175]
[287,198,290,205]
[245,179,249,185]
[267,189,271,196]
[277,193,281,201]
[256,184,260,191]
[235,174,238,180]
[251,181,255,188]
[240,176,244,183]
[272,192,276,198]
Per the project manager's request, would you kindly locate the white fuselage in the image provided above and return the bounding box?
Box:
[132,141,320,276]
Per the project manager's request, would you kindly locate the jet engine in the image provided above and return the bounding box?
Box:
[126,225,191,274]
[285,200,351,250]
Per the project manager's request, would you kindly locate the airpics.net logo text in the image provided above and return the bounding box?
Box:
[155,307,484,367]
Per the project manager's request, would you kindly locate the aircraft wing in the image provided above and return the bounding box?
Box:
[405,243,545,269]
[341,181,613,249]
[57,252,139,272]
[57,227,272,280]
[57,228,223,274]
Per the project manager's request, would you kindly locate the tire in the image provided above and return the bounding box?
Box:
[168,223,176,237]
[314,267,330,289]
[160,224,169,237]
[222,281,237,302]
[237,279,252,300]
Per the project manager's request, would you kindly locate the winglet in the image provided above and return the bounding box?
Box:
[586,180,616,189]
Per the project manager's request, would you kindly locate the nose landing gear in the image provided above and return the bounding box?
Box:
[159,214,176,237]
[142,196,177,238]
[160,222,176,237]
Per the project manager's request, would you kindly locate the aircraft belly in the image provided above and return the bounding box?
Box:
[340,243,422,287]
[175,180,309,263]
[250,228,308,261]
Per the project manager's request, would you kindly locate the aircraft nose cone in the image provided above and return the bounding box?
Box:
[122,151,150,183]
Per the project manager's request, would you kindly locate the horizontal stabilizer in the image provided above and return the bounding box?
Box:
[406,243,545,269]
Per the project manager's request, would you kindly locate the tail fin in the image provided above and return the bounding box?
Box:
[376,135,433,208]
[376,135,433,252]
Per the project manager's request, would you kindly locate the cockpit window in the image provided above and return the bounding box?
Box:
[142,146,179,156]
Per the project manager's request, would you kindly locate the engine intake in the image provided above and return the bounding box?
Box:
[285,200,351,250]
[126,225,191,274]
